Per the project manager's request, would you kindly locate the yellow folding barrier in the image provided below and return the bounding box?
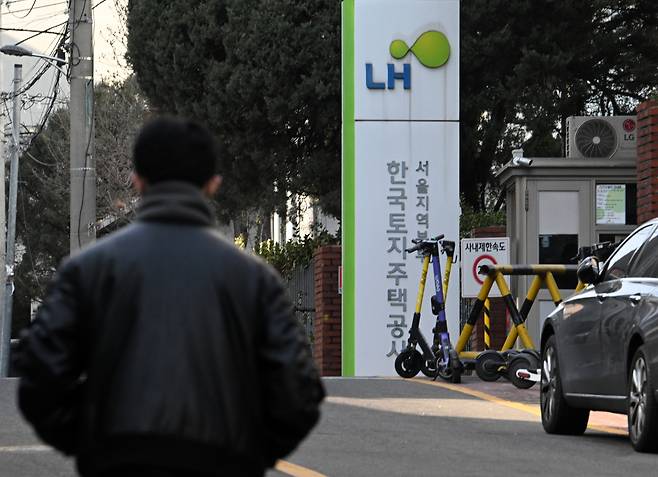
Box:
[455,264,580,388]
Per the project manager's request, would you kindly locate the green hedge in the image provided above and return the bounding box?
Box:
[255,230,339,279]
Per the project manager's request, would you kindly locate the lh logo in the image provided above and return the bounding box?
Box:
[366,30,451,90]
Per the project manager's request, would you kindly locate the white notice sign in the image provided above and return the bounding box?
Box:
[596,184,626,225]
[460,238,510,298]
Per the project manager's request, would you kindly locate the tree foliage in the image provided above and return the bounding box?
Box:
[459,199,506,238]
[461,0,658,209]
[13,76,148,334]
[127,0,658,220]
[126,0,341,225]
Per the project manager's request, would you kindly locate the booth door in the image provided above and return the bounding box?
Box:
[525,180,592,344]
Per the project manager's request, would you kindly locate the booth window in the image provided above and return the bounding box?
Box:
[595,183,637,226]
[599,233,629,243]
[538,234,579,289]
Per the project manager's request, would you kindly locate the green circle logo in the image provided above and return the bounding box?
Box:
[389,30,450,68]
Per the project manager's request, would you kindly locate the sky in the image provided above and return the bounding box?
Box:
[0,0,131,127]
[1,0,130,81]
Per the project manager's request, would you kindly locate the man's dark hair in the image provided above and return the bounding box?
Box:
[133,116,218,186]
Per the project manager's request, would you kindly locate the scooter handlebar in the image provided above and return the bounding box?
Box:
[410,234,444,245]
[406,234,446,253]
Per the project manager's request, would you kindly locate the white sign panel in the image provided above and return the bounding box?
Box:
[460,238,510,298]
[343,0,459,376]
[354,121,460,375]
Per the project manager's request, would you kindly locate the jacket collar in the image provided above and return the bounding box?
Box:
[136,181,214,226]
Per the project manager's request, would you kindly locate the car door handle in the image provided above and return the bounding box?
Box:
[629,294,642,305]
[573,333,588,344]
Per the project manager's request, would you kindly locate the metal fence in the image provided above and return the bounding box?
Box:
[459,298,474,352]
[285,261,316,353]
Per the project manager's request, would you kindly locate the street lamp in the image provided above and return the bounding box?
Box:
[0,44,67,76]
[0,44,68,376]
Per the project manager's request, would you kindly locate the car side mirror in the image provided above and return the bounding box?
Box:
[577,256,601,285]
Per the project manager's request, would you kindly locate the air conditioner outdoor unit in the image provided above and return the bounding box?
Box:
[566,116,637,159]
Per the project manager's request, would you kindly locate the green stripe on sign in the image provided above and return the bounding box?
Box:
[341,0,355,377]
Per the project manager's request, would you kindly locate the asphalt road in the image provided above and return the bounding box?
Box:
[1,376,656,477]
[287,377,655,477]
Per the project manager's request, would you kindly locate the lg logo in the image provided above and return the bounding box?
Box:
[624,118,636,142]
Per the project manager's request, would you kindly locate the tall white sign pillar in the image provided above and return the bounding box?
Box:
[342,0,460,376]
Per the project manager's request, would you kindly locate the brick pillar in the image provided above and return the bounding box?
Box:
[313,245,342,376]
[469,225,507,351]
[637,99,658,224]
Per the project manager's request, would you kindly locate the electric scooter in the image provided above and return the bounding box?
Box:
[394,235,462,383]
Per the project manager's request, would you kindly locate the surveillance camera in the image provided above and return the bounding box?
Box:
[513,157,533,167]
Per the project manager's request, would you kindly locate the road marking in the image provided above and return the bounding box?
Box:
[412,379,627,436]
[0,445,50,453]
[275,460,326,477]
[0,446,327,476]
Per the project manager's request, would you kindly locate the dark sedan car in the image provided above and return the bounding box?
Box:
[541,218,658,452]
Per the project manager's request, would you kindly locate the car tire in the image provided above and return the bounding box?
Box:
[628,346,658,452]
[540,335,589,435]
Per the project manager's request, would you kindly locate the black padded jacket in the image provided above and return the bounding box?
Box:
[13,181,325,477]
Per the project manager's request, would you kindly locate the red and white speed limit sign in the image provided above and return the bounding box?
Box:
[472,254,497,286]
[461,238,510,298]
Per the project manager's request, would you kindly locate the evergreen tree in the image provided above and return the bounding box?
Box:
[461,0,658,208]
[126,0,658,214]
[126,0,341,223]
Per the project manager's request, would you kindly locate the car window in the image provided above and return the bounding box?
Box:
[630,228,658,278]
[603,225,654,281]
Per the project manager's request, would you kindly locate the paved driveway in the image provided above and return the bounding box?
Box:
[0,376,651,477]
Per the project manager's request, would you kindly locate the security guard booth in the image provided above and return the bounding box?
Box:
[496,151,637,344]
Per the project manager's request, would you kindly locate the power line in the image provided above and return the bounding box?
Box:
[6,0,37,18]
[5,0,43,5]
[92,0,109,9]
[6,0,108,46]
[15,19,67,45]
[7,1,68,17]
[0,27,62,35]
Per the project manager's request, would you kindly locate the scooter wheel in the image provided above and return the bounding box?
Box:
[421,358,439,378]
[395,349,422,378]
[508,355,537,389]
[475,350,505,382]
[436,365,461,383]
[450,369,461,383]
[449,350,462,384]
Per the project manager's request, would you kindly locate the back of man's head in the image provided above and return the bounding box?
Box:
[133,116,217,187]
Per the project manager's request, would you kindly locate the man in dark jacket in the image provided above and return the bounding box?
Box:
[13,117,325,477]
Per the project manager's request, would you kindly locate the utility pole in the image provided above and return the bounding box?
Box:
[0,0,7,377]
[0,64,20,377]
[69,0,95,252]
